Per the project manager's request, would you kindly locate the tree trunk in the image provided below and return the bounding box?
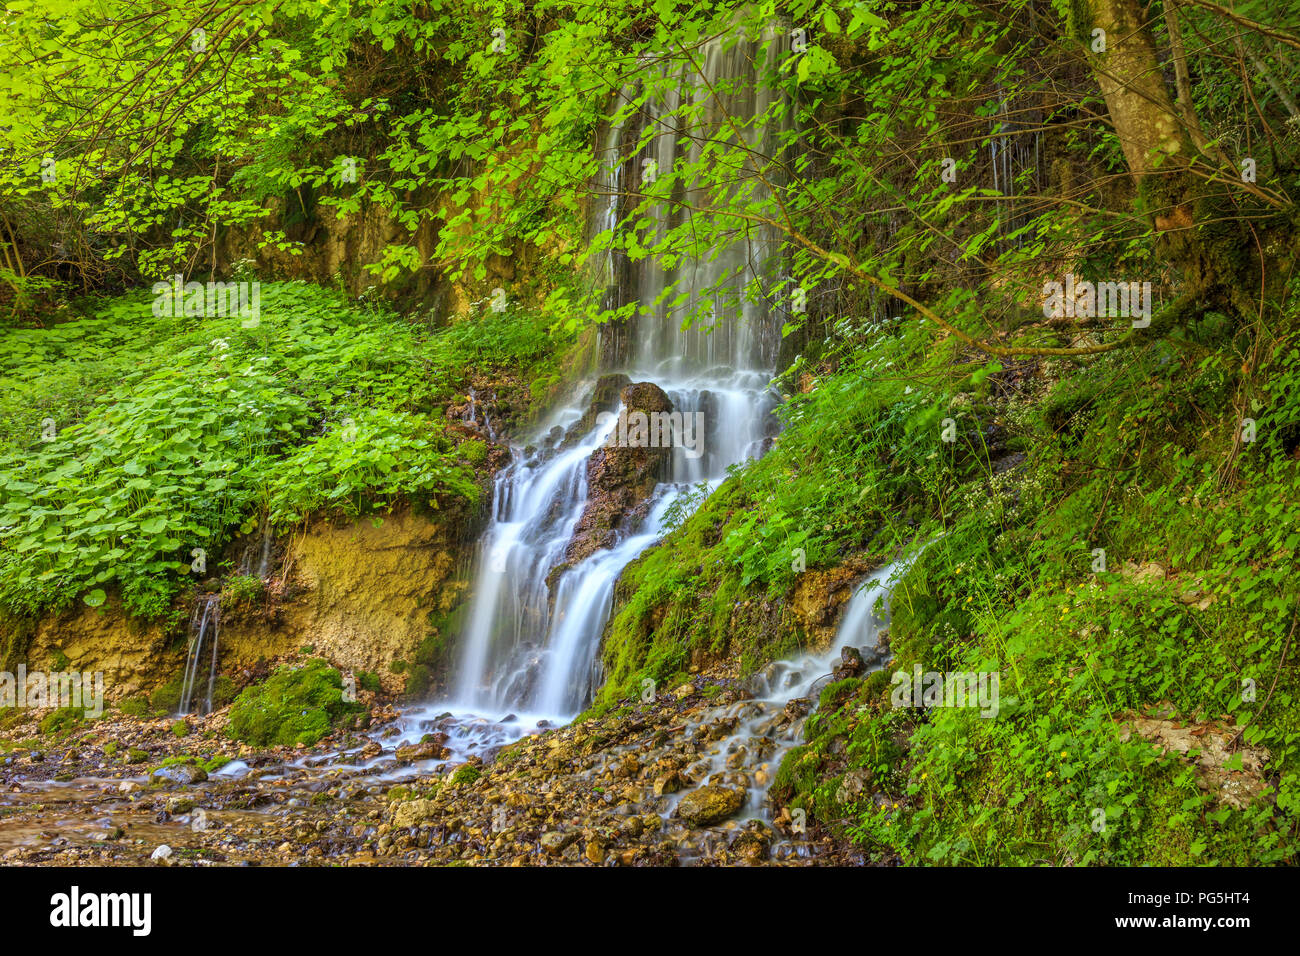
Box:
[1084,0,1192,180]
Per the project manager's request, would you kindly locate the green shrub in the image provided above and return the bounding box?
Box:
[0,283,548,620]
[222,573,265,607]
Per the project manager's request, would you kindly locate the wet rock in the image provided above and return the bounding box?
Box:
[724,747,749,770]
[676,786,745,827]
[395,740,451,763]
[730,820,773,862]
[150,845,173,864]
[151,763,208,786]
[832,645,864,680]
[653,771,686,796]
[540,830,577,855]
[784,698,811,721]
[561,373,631,448]
[391,798,438,829]
[166,796,197,814]
[565,382,674,564]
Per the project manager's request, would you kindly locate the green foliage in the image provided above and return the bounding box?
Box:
[221,573,265,607]
[265,408,478,524]
[607,271,1300,864]
[226,659,363,748]
[0,282,557,620]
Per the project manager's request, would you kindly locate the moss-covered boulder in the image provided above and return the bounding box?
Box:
[225,659,363,747]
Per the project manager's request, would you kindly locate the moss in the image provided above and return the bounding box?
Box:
[225,659,363,747]
[199,754,231,773]
[0,612,36,673]
[150,672,235,715]
[403,664,432,698]
[450,764,481,786]
[116,697,148,717]
[171,719,189,738]
[155,753,231,774]
[149,675,184,714]
[38,706,83,737]
[0,706,25,733]
[818,678,862,711]
[459,438,488,464]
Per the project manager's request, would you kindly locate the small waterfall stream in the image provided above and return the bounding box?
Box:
[178,594,221,717]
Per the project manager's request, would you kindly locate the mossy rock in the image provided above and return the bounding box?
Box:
[38,706,84,737]
[225,659,364,748]
[116,698,149,717]
[450,764,481,786]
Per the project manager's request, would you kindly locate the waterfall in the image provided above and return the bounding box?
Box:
[177,594,221,717]
[987,84,1042,253]
[441,22,791,721]
[626,22,791,375]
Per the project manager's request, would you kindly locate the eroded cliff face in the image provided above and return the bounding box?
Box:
[220,507,472,693]
[25,609,172,701]
[19,506,474,701]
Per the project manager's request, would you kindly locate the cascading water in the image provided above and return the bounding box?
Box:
[194,25,902,861]
[434,22,791,726]
[177,594,221,717]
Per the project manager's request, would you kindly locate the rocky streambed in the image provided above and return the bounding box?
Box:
[0,657,890,867]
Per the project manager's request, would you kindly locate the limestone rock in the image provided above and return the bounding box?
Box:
[565,382,674,565]
[676,785,745,827]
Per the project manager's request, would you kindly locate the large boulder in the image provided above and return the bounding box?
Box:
[676,785,745,827]
[560,373,632,449]
[564,381,674,565]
